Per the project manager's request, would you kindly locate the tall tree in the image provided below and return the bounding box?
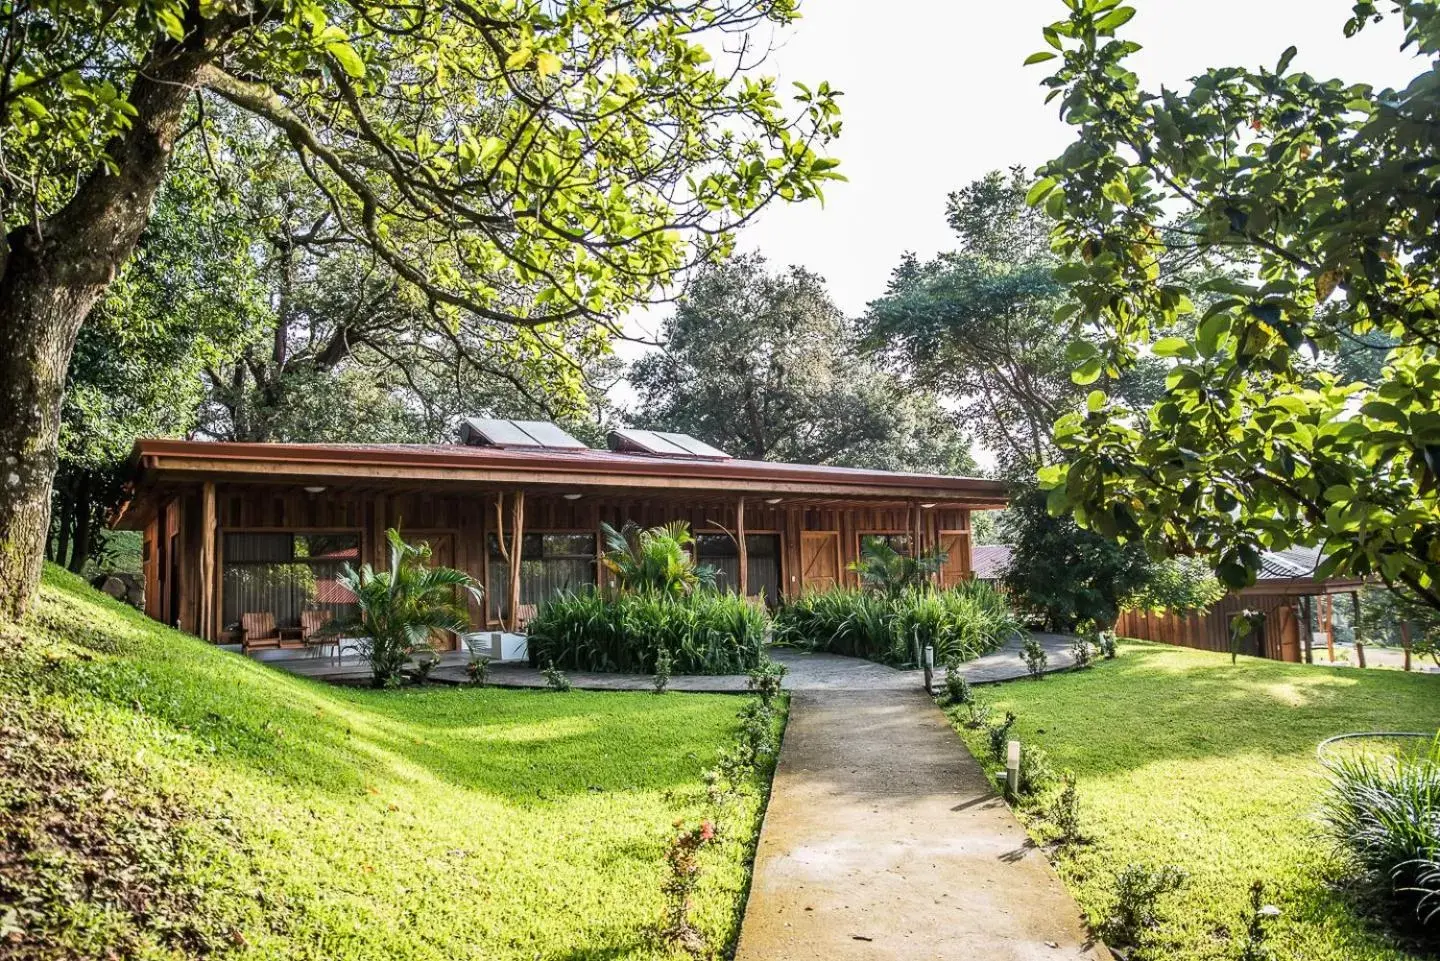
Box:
[627,253,976,473]
[1030,0,1440,609]
[0,0,843,618]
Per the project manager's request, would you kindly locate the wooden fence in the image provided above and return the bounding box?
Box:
[1115,591,1305,663]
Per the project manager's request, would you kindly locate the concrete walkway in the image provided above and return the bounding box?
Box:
[735,689,1105,961]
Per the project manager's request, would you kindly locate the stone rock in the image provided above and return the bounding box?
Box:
[99,576,127,600]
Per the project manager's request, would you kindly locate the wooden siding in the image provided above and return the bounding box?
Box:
[1114,590,1315,663]
[145,483,974,640]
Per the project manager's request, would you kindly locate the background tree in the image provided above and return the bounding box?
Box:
[1031,0,1440,609]
[0,0,843,619]
[1000,482,1154,632]
[628,253,975,473]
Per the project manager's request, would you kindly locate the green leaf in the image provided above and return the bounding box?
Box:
[1026,176,1058,205]
[1024,51,1058,66]
[1072,356,1102,385]
[536,52,563,77]
[326,42,366,78]
[1151,337,1192,358]
[1324,485,1354,503]
[1095,6,1137,31]
[506,47,534,70]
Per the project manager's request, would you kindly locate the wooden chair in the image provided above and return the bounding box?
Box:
[241,612,281,653]
[300,610,335,659]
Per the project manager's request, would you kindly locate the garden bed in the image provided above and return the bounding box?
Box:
[945,640,1440,961]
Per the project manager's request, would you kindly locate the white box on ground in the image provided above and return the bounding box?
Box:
[464,631,527,662]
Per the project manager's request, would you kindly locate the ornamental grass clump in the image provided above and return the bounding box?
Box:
[525,588,767,675]
[1318,737,1440,944]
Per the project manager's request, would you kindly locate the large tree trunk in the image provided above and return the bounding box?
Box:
[0,44,210,620]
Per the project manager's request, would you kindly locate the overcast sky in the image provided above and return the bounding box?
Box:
[618,0,1417,358]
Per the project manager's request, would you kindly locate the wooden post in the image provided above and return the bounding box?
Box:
[1300,595,1315,664]
[199,481,216,642]
[1401,619,1414,672]
[737,497,749,599]
[508,490,525,633]
[1351,590,1366,668]
[1324,594,1335,662]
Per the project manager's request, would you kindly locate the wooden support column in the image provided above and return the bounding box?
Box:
[508,490,525,633]
[199,482,216,642]
[1401,619,1414,672]
[1300,595,1315,664]
[1351,590,1366,668]
[1324,594,1335,662]
[737,497,749,598]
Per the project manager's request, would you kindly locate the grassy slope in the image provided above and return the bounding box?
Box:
[948,641,1440,961]
[1,566,770,960]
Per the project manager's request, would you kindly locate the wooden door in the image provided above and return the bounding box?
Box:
[1274,604,1301,663]
[937,530,972,588]
[800,531,841,594]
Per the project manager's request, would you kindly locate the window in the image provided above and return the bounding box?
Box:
[487,532,597,619]
[695,533,782,607]
[859,533,913,556]
[222,532,361,631]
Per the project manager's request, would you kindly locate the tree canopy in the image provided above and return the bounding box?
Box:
[1030,0,1440,609]
[0,0,843,618]
[627,252,975,473]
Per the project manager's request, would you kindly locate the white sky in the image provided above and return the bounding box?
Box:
[615,0,1419,412]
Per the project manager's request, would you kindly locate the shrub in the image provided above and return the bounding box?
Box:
[1021,635,1047,678]
[772,582,1019,666]
[1019,744,1055,796]
[1318,738,1440,942]
[1049,771,1083,846]
[1069,634,1093,670]
[661,819,715,955]
[1102,862,1188,947]
[1237,880,1281,961]
[943,663,972,706]
[746,658,787,707]
[466,654,491,686]
[988,711,1017,762]
[541,662,572,692]
[1097,630,1118,659]
[601,520,716,596]
[847,538,946,595]
[526,588,767,675]
[653,647,673,694]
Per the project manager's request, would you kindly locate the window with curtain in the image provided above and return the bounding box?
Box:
[222,532,361,631]
[696,533,781,606]
[487,532,596,619]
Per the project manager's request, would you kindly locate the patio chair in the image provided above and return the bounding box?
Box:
[241,612,282,653]
[300,610,335,660]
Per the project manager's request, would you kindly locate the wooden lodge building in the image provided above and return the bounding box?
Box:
[114,420,1008,648]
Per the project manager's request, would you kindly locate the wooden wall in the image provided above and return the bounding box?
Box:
[143,483,974,641]
[1114,590,1310,663]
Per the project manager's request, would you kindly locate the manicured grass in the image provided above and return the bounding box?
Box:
[946,640,1440,961]
[1,566,774,960]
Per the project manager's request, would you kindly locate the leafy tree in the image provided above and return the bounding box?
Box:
[1000,483,1153,632]
[336,529,482,688]
[0,0,842,619]
[600,521,717,596]
[1121,556,1225,616]
[1029,0,1440,610]
[628,253,975,473]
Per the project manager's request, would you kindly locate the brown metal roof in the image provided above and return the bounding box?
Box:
[125,439,1010,506]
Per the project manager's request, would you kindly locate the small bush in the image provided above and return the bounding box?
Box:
[988,711,1017,762]
[1021,635,1047,678]
[1319,739,1440,942]
[943,663,972,706]
[526,588,767,675]
[661,819,715,955]
[1102,862,1188,947]
[1019,744,1055,796]
[1237,880,1281,961]
[653,647,673,694]
[747,658,787,707]
[965,698,992,729]
[1049,771,1083,846]
[1097,630,1118,659]
[1069,635,1093,670]
[466,654,491,686]
[772,582,1019,665]
[541,662,572,692]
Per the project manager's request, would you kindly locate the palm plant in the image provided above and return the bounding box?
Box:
[847,539,946,595]
[335,529,483,688]
[600,520,717,596]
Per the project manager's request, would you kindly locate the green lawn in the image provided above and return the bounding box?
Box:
[0,566,773,960]
[947,640,1440,961]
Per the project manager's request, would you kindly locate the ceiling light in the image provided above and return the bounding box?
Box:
[304,485,327,494]
[765,497,782,505]
[920,502,936,509]
[563,493,583,500]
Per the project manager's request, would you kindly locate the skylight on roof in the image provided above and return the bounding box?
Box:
[459,418,588,450]
[606,429,731,460]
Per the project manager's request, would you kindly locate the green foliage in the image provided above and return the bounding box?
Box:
[1049,771,1084,847]
[653,648,673,694]
[1103,863,1188,948]
[943,664,973,707]
[1000,483,1154,632]
[335,529,482,688]
[1019,744,1056,796]
[987,711,1018,763]
[466,654,491,686]
[1122,557,1226,616]
[746,658,788,708]
[772,583,1019,666]
[847,538,946,595]
[524,589,768,675]
[8,565,772,958]
[1238,881,1282,961]
[540,662,572,693]
[1032,0,1440,612]
[1319,739,1440,944]
[945,640,1440,960]
[628,253,976,474]
[1021,635,1048,679]
[600,521,716,597]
